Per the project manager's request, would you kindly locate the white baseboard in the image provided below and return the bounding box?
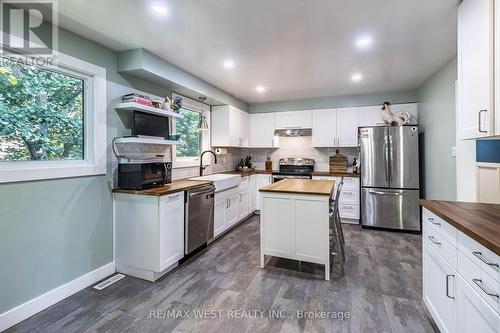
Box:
[0,262,115,332]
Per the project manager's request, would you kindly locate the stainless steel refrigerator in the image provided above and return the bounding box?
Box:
[359,126,420,231]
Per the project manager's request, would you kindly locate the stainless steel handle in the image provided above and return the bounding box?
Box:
[225,198,229,208]
[472,251,499,268]
[472,279,499,299]
[369,190,401,195]
[478,110,488,133]
[342,206,353,210]
[189,189,214,198]
[428,236,441,246]
[446,274,455,299]
[384,135,390,182]
[427,217,441,226]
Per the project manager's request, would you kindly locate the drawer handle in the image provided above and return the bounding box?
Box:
[472,251,499,268]
[342,206,354,210]
[427,236,441,247]
[427,217,441,226]
[472,279,499,299]
[446,274,455,299]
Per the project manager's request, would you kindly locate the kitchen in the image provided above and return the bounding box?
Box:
[0,1,499,332]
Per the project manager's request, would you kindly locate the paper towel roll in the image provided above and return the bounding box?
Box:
[215,147,227,155]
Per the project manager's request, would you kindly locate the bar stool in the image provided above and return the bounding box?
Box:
[329,177,345,267]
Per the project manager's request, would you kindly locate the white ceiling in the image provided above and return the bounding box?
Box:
[56,0,458,103]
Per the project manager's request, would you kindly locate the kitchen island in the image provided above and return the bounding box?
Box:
[259,179,335,280]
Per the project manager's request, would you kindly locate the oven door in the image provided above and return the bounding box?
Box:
[272,174,312,183]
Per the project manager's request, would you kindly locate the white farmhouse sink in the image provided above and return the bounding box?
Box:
[190,173,241,192]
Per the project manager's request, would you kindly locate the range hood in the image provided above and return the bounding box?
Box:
[274,128,312,137]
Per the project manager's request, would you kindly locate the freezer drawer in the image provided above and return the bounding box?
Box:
[361,188,420,231]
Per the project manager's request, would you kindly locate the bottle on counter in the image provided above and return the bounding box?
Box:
[352,158,358,174]
[265,157,273,171]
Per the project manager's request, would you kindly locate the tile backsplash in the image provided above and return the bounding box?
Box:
[241,136,359,172]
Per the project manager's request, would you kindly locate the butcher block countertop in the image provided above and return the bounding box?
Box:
[420,200,500,255]
[113,180,212,196]
[260,179,335,196]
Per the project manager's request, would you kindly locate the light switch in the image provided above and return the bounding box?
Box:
[451,146,457,157]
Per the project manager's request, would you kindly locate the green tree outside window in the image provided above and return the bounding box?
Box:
[176,108,201,158]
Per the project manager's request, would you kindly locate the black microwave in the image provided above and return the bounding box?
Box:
[118,162,172,190]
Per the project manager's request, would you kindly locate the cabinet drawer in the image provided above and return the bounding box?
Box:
[339,190,359,205]
[422,209,458,248]
[458,250,500,314]
[339,204,359,219]
[238,176,249,190]
[341,177,359,190]
[458,232,500,283]
[423,219,458,270]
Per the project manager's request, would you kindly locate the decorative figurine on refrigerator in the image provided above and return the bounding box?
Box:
[380,101,411,126]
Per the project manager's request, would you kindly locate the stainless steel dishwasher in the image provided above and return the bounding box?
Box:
[185,184,215,254]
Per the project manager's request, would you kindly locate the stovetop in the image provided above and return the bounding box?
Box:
[273,158,315,176]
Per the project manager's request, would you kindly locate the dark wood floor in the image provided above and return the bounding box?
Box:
[8,215,436,333]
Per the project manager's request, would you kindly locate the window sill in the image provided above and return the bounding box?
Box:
[0,161,106,183]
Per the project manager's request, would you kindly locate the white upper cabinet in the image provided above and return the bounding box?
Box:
[312,108,337,147]
[337,107,359,147]
[275,110,312,129]
[211,105,249,147]
[249,113,278,147]
[458,0,495,139]
[312,107,358,147]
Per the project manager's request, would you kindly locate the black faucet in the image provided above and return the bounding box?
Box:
[199,150,218,176]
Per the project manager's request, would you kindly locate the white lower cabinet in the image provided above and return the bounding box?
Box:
[114,192,185,281]
[422,208,500,333]
[249,174,257,211]
[312,176,360,223]
[213,176,253,238]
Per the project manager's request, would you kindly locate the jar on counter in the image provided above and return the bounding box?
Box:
[265,157,273,171]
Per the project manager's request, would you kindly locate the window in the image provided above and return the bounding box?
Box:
[172,94,210,168]
[176,108,201,159]
[0,45,106,183]
[0,58,85,161]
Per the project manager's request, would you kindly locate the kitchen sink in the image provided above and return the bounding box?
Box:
[190,173,241,192]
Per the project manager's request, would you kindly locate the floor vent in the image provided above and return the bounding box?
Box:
[93,274,125,290]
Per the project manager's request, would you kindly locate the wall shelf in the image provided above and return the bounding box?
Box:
[115,102,183,118]
[114,137,182,145]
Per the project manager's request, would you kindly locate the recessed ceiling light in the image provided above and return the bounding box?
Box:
[152,3,168,15]
[256,85,266,93]
[356,35,373,49]
[351,73,363,82]
[223,59,235,69]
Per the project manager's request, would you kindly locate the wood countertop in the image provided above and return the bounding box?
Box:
[420,200,500,255]
[225,169,273,176]
[259,179,335,196]
[312,171,360,177]
[113,180,212,196]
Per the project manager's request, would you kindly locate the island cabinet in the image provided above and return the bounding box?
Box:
[260,179,334,280]
[421,203,500,333]
[114,191,185,282]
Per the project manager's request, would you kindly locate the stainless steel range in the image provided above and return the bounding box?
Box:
[272,158,315,182]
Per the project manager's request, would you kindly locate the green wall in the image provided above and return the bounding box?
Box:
[0,28,166,314]
[248,89,419,112]
[418,57,457,200]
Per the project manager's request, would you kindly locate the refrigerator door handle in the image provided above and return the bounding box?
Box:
[388,132,393,182]
[369,190,402,196]
[384,134,390,182]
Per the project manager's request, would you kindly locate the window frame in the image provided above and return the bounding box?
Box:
[172,93,210,168]
[0,45,107,183]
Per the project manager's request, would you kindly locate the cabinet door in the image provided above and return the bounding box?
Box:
[214,199,227,237]
[458,0,494,139]
[256,175,272,210]
[229,106,240,146]
[249,113,276,147]
[211,105,231,146]
[240,110,250,147]
[238,190,250,219]
[457,275,499,333]
[312,108,337,147]
[225,194,239,227]
[159,192,185,271]
[337,107,359,147]
[358,105,383,127]
[423,241,457,333]
[275,110,312,129]
[249,175,257,211]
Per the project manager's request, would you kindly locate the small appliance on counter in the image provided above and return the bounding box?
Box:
[118,159,172,190]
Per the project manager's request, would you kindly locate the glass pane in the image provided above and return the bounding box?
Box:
[0,58,85,161]
[176,108,201,158]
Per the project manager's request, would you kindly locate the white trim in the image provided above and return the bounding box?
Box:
[0,38,107,183]
[0,262,115,332]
